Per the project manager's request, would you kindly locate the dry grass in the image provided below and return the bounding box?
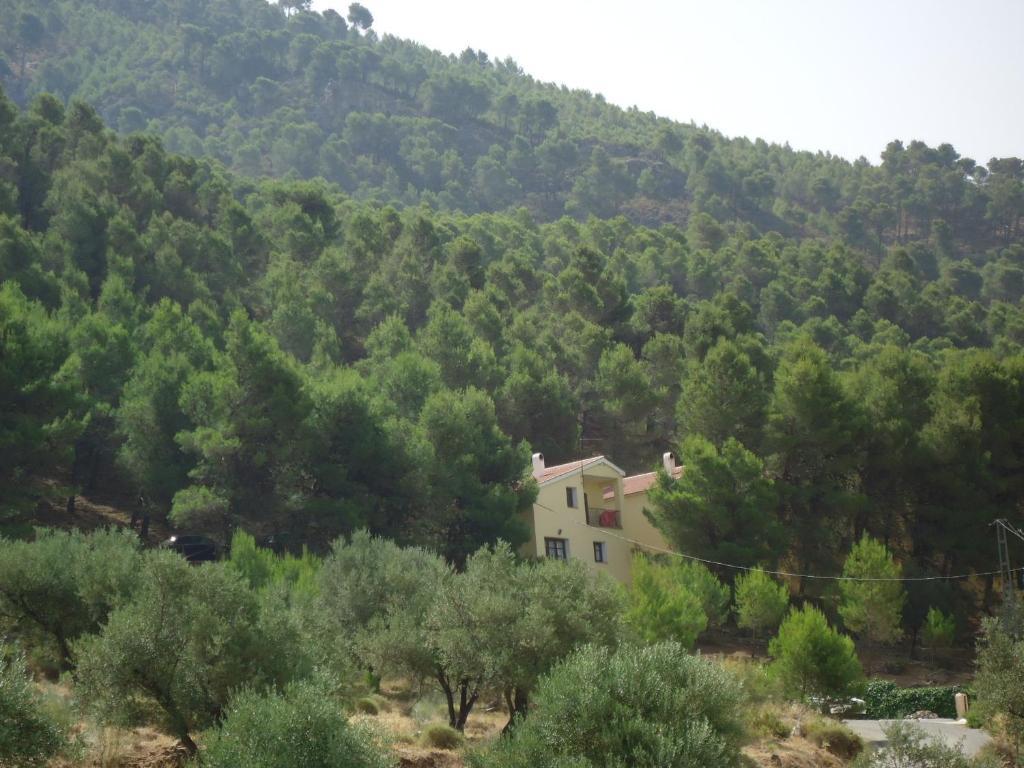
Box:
[741,703,861,768]
[348,681,506,768]
[743,740,847,768]
[40,670,881,768]
[49,725,183,768]
[798,718,863,760]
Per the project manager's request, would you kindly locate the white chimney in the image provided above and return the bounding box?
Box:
[532,452,545,473]
[663,452,676,475]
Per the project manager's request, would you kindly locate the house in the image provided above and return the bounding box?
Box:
[522,451,681,583]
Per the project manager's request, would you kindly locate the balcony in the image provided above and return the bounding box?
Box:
[586,507,621,529]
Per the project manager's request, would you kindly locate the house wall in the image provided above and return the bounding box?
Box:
[524,466,633,584]
[620,492,673,554]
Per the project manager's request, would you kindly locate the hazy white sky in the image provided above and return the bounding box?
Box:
[312,0,1023,164]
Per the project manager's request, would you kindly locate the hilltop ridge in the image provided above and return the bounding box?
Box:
[2,0,1020,246]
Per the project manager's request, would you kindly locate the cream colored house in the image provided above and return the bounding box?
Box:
[521,451,681,583]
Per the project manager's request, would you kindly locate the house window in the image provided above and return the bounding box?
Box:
[593,541,607,563]
[545,537,568,560]
[565,487,578,508]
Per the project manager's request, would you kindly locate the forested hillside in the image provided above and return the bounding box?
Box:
[2,83,1023,599]
[1,0,1024,609]
[2,0,1023,241]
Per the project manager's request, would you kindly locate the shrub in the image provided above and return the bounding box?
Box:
[721,657,786,705]
[354,697,379,715]
[226,530,320,599]
[921,607,956,649]
[769,605,863,700]
[747,706,789,740]
[966,707,986,729]
[800,717,863,760]
[420,723,464,750]
[196,679,392,768]
[862,679,964,719]
[471,642,746,768]
[734,568,790,641]
[850,721,1001,768]
[626,554,707,648]
[75,552,302,753]
[0,651,65,766]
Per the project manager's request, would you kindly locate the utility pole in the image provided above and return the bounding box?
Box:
[994,518,1024,633]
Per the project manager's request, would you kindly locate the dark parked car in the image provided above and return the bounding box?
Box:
[258,533,295,555]
[161,534,219,563]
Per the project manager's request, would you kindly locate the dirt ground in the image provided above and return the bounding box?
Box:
[20,483,173,546]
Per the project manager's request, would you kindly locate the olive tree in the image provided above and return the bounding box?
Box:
[313,530,450,689]
[473,642,746,768]
[428,542,625,730]
[974,618,1024,762]
[427,542,532,730]
[0,527,140,669]
[516,555,625,719]
[74,551,301,754]
[316,536,623,732]
[0,651,64,766]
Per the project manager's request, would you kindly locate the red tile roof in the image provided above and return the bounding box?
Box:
[619,466,683,496]
[532,456,605,484]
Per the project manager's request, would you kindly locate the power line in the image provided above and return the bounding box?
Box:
[995,518,1024,545]
[534,500,1024,583]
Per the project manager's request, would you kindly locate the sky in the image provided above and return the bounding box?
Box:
[312,0,1024,165]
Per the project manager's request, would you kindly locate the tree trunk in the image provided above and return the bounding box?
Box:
[365,667,381,693]
[437,671,458,730]
[160,697,197,756]
[85,443,101,490]
[179,731,197,755]
[502,688,514,731]
[502,687,528,733]
[454,680,478,731]
[55,629,72,671]
[66,495,75,517]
